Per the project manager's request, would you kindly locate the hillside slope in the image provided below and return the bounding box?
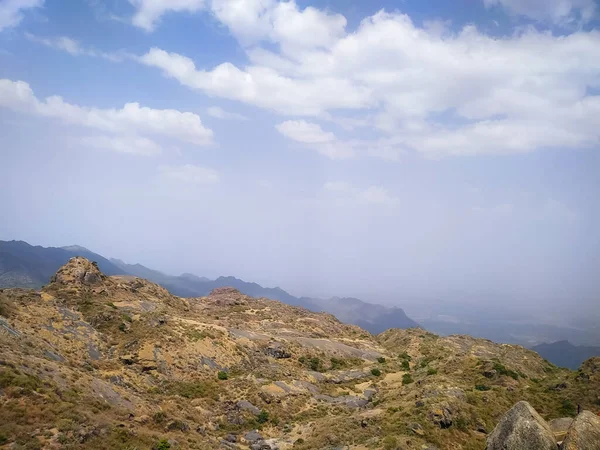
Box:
[1,257,598,449]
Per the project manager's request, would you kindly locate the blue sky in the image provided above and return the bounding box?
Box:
[0,0,599,317]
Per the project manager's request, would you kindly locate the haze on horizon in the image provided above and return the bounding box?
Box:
[1,0,599,321]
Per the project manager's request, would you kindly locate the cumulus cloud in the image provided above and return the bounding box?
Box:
[129,0,205,31]
[80,135,161,156]
[206,106,248,120]
[483,0,596,24]
[0,79,214,149]
[324,182,399,205]
[159,164,219,184]
[0,0,43,32]
[28,1,600,159]
[136,7,600,158]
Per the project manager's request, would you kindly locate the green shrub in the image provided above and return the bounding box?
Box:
[257,409,269,424]
[371,368,382,377]
[153,411,166,424]
[377,357,386,364]
[155,439,171,450]
[401,360,411,371]
[217,371,228,380]
[0,435,7,445]
[559,399,577,416]
[399,352,412,361]
[475,384,490,391]
[402,374,414,385]
[309,357,324,372]
[427,368,438,376]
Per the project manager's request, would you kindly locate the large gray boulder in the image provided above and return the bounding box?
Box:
[486,401,557,450]
[560,411,600,450]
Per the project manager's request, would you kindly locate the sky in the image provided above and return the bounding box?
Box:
[0,0,599,315]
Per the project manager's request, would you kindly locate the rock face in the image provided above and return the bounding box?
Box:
[486,401,557,450]
[560,411,600,450]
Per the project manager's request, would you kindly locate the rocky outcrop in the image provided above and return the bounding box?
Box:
[50,257,105,286]
[486,401,557,450]
[560,411,600,450]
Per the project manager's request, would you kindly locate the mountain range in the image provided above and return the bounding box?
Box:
[0,240,418,334]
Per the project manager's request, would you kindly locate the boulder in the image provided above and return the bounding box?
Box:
[560,411,600,450]
[243,430,263,443]
[237,400,260,415]
[486,401,557,450]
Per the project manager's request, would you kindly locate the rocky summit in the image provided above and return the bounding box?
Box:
[1,258,600,449]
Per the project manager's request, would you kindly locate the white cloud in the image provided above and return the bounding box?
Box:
[129,0,205,31]
[25,2,600,159]
[276,120,354,159]
[206,106,248,120]
[0,0,43,32]
[276,120,335,144]
[25,33,83,55]
[324,182,399,205]
[26,32,133,61]
[483,0,596,24]
[0,78,214,148]
[139,47,372,116]
[80,135,161,156]
[159,164,219,184]
[136,8,600,158]
[210,0,347,50]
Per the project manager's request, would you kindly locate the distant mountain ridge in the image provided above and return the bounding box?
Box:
[0,240,127,288]
[532,340,600,370]
[0,240,419,333]
[110,258,419,334]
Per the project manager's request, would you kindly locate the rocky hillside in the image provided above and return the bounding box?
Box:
[1,258,599,450]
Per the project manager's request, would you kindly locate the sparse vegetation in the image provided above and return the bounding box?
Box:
[427,368,438,376]
[475,384,490,391]
[493,361,519,380]
[382,435,398,449]
[217,370,228,380]
[402,373,414,385]
[377,357,386,364]
[371,368,382,376]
